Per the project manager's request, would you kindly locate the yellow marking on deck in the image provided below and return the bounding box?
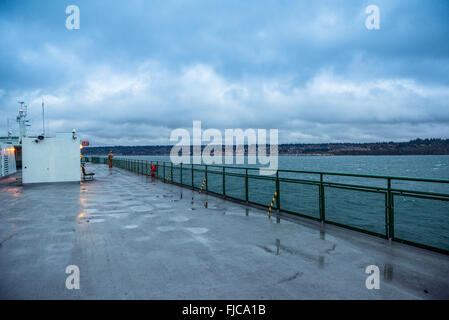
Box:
[199,177,207,193]
[267,191,277,218]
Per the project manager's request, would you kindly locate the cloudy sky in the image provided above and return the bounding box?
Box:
[0,0,448,146]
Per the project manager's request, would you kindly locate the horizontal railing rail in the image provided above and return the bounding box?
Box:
[84,156,449,255]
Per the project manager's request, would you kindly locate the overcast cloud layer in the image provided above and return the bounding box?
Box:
[1,0,448,146]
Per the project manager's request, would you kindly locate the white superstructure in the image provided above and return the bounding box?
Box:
[22,132,81,184]
[0,144,17,177]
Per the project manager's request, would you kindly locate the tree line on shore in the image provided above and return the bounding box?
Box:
[81,138,449,156]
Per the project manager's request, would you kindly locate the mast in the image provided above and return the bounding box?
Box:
[42,98,45,135]
[16,101,28,144]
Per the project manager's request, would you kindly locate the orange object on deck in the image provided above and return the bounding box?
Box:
[150,164,157,177]
[107,151,114,168]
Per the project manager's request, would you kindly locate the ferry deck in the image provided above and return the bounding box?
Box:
[1,163,449,299]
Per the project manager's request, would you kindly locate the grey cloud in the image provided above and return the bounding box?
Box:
[0,0,448,145]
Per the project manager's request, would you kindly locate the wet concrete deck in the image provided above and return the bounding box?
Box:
[1,163,449,299]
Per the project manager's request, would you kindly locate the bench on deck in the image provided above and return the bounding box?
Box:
[81,164,95,181]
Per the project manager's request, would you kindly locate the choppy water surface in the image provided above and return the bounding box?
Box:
[115,155,449,251]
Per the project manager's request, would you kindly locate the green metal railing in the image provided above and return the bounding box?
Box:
[85,156,449,255]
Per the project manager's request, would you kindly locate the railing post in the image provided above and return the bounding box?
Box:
[163,161,166,181]
[205,165,208,192]
[222,166,226,198]
[171,162,173,183]
[276,170,280,224]
[191,164,194,188]
[180,163,183,185]
[156,161,159,178]
[245,168,249,203]
[387,178,394,242]
[276,170,280,209]
[319,173,325,223]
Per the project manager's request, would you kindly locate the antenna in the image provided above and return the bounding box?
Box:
[42,98,45,135]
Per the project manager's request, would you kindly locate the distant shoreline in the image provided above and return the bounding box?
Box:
[85,154,449,157]
[82,138,449,156]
